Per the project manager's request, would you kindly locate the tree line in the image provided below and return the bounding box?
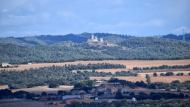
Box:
[66,99,190,107]
[133,64,190,70]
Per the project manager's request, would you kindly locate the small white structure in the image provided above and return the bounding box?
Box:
[88,35,99,43]
[94,97,99,101]
[87,34,118,47]
[88,35,104,44]
[0,62,11,68]
[132,97,137,102]
[28,63,32,65]
[100,38,104,43]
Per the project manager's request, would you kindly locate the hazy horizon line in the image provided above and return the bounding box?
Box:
[1,32,189,38]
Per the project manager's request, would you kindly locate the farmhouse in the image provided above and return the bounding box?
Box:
[95,82,130,99]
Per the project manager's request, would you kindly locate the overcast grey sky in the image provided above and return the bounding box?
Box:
[0,0,190,37]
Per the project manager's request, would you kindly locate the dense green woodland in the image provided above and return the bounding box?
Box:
[0,64,125,88]
[0,33,190,64]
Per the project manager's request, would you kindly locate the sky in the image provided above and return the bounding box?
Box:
[0,0,190,37]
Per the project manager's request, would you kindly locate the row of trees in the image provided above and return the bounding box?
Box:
[133,64,190,70]
[0,89,68,100]
[64,63,126,70]
[153,72,190,77]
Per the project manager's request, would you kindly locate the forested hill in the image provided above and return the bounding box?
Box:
[162,33,190,41]
[0,33,128,46]
[0,33,190,64]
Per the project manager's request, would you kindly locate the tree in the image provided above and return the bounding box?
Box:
[146,74,151,84]
[135,81,147,87]
[153,73,158,77]
[74,80,94,92]
[160,73,165,76]
[165,72,174,76]
[41,92,47,96]
[48,83,59,88]
[57,90,65,96]
[0,89,13,99]
[176,73,184,76]
[115,90,123,99]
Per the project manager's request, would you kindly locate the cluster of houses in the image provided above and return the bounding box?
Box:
[0,80,137,105]
[31,81,136,104]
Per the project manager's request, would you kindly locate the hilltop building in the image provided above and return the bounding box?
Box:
[87,35,104,44]
[87,34,117,47]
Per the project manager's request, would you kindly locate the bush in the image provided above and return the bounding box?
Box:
[176,73,184,76]
[165,72,174,76]
[48,83,59,88]
[153,73,158,77]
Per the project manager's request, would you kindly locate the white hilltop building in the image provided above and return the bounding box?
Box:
[87,34,117,47]
[100,38,104,43]
[87,35,104,44]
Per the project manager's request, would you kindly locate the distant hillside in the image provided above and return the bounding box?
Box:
[0,33,128,46]
[162,33,190,41]
[0,43,112,64]
[0,34,88,46]
[0,33,190,64]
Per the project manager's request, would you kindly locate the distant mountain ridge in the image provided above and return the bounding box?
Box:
[0,33,129,46]
[1,33,189,46]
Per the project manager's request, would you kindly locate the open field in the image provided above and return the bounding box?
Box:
[90,76,146,82]
[1,59,190,71]
[96,68,128,73]
[90,76,190,83]
[12,85,73,94]
[150,76,190,83]
[0,85,9,90]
